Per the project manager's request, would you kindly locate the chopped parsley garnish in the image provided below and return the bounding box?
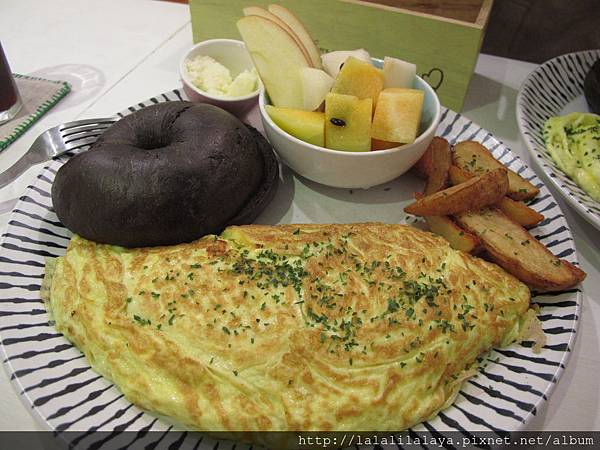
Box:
[133,315,151,326]
[387,298,400,314]
[436,319,455,333]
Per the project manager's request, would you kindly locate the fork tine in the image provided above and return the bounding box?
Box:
[63,131,105,146]
[1,116,119,186]
[50,117,118,157]
[58,117,118,152]
[58,117,117,132]
[61,123,114,139]
[62,135,103,153]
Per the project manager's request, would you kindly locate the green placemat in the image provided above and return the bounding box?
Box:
[0,74,71,151]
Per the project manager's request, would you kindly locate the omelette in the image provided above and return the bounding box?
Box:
[44,223,540,433]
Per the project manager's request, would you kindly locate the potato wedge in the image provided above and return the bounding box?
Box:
[405,168,508,216]
[418,138,480,252]
[496,197,544,229]
[424,137,452,195]
[412,136,447,178]
[453,141,539,200]
[448,164,474,185]
[454,207,586,292]
[425,215,480,253]
[448,165,544,228]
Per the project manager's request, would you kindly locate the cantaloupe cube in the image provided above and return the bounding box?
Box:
[325,93,372,152]
[266,105,325,147]
[371,88,424,144]
[371,138,400,151]
[331,57,383,107]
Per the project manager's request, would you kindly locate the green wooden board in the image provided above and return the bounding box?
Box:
[190,0,486,111]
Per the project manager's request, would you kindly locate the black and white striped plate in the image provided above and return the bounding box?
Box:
[0,90,582,448]
[517,49,600,230]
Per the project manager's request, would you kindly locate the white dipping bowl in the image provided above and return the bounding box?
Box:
[259,72,441,189]
[179,39,260,116]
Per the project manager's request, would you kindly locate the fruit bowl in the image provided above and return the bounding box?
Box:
[179,39,260,116]
[258,73,441,189]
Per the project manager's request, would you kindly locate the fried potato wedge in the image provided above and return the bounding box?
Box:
[418,138,480,252]
[448,165,544,228]
[425,215,480,253]
[496,197,544,229]
[448,164,474,185]
[453,141,539,201]
[412,136,449,179]
[405,168,508,216]
[424,137,452,195]
[454,207,586,292]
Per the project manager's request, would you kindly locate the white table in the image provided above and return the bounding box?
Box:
[0,0,598,435]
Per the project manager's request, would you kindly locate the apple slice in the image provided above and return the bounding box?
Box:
[325,93,372,152]
[371,88,424,144]
[383,56,416,89]
[268,4,322,69]
[237,15,311,109]
[299,67,334,111]
[321,49,371,78]
[266,105,325,147]
[243,6,312,67]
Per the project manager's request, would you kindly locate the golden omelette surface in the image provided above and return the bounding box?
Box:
[46,223,533,431]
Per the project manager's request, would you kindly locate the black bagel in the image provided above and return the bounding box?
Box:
[51,101,279,247]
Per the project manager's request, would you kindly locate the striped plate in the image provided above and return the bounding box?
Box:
[0,90,582,448]
[517,49,600,230]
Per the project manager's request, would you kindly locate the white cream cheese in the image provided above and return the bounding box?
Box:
[185,55,258,98]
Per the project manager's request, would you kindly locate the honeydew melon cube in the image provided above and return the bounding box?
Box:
[383,56,416,89]
[321,49,371,78]
[299,67,334,111]
[266,105,325,147]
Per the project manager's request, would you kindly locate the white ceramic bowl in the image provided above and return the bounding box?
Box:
[259,73,441,189]
[179,39,260,116]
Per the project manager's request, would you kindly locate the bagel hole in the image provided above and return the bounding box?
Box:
[136,132,172,151]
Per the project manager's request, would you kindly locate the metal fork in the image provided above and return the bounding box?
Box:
[0,117,118,190]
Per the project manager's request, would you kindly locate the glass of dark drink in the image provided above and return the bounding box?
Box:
[0,42,22,124]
